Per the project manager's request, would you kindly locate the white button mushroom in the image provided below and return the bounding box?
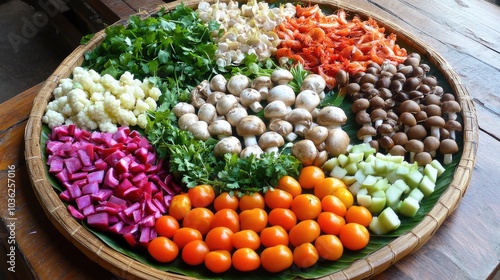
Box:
[300,74,326,99]
[258,131,285,154]
[240,145,264,158]
[316,106,347,130]
[210,74,228,92]
[172,102,195,118]
[227,74,250,96]
[305,125,329,150]
[240,88,263,113]
[178,113,199,131]
[271,69,294,85]
[188,121,211,141]
[216,94,239,115]
[208,119,233,139]
[268,119,298,142]
[214,136,243,157]
[225,106,248,127]
[286,108,313,136]
[251,76,273,100]
[268,84,295,112]
[206,91,225,105]
[236,115,266,147]
[197,103,217,124]
[295,89,321,117]
[264,100,288,123]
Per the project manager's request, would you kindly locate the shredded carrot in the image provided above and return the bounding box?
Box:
[276,5,408,89]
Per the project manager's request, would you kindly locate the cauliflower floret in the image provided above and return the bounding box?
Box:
[88,69,101,83]
[90,91,104,102]
[99,122,118,133]
[42,110,65,128]
[119,91,136,110]
[136,113,148,129]
[52,86,64,99]
[131,85,145,100]
[119,71,135,86]
[103,92,121,117]
[67,88,90,113]
[90,83,105,94]
[61,103,74,117]
[59,78,74,94]
[147,87,161,101]
[133,99,149,116]
[101,74,121,94]
[73,110,98,131]
[144,97,157,111]
[116,109,137,127]
[46,96,68,112]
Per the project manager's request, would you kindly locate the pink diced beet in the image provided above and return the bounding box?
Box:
[82,181,99,195]
[140,215,155,227]
[82,204,96,216]
[69,171,88,181]
[124,202,141,217]
[87,170,105,183]
[138,226,151,247]
[68,205,85,220]
[67,183,82,200]
[77,149,92,167]
[64,157,82,174]
[75,194,92,210]
[91,189,113,202]
[94,159,108,170]
[108,221,125,235]
[104,168,119,188]
[87,212,109,232]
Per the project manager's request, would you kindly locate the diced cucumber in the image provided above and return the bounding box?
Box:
[330,165,348,179]
[377,207,401,232]
[323,157,339,172]
[357,194,372,208]
[398,196,420,217]
[406,168,424,189]
[424,164,438,183]
[418,175,436,196]
[385,154,405,164]
[430,159,446,176]
[374,158,388,174]
[361,175,379,189]
[392,179,410,193]
[348,181,363,196]
[354,169,367,184]
[362,161,376,175]
[385,183,404,208]
[338,154,349,168]
[365,154,376,163]
[341,175,357,185]
[408,188,424,202]
[369,217,389,235]
[371,178,390,192]
[367,196,386,214]
[348,152,365,164]
[344,162,358,175]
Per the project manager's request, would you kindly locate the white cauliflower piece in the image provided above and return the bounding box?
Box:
[119,71,135,86]
[103,92,121,117]
[90,91,104,102]
[144,97,157,111]
[99,122,118,133]
[72,110,98,131]
[147,87,161,101]
[59,78,74,94]
[42,110,65,129]
[101,74,121,94]
[88,69,101,83]
[67,88,90,113]
[119,91,136,110]
[116,109,137,127]
[136,113,148,129]
[133,99,149,116]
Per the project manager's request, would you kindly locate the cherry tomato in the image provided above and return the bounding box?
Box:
[260,245,293,273]
[314,177,347,200]
[291,194,322,221]
[205,250,232,273]
[188,184,215,208]
[298,166,325,189]
[232,248,261,272]
[333,187,354,209]
[317,212,346,235]
[155,215,179,238]
[182,207,214,235]
[231,229,261,250]
[268,208,297,232]
[260,226,289,247]
[211,208,240,233]
[314,234,343,261]
[239,208,268,233]
[213,192,239,212]
[173,227,202,249]
[339,223,370,251]
[289,220,321,247]
[293,242,319,268]
[345,205,373,227]
[264,188,293,209]
[277,175,302,198]
[239,192,265,211]
[205,227,234,251]
[321,194,347,217]
[148,236,178,263]
[181,240,209,266]
[168,193,191,221]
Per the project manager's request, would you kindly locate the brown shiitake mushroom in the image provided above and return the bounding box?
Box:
[414,152,433,166]
[407,124,427,140]
[398,100,421,115]
[423,136,440,157]
[392,132,409,146]
[370,108,387,128]
[388,145,406,157]
[445,120,462,141]
[355,111,372,127]
[425,116,446,139]
[352,98,370,114]
[399,112,417,133]
[378,135,395,151]
[439,139,459,165]
[442,100,461,121]
[405,139,424,163]
[357,126,377,143]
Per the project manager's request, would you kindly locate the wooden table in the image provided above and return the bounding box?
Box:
[1,0,499,279]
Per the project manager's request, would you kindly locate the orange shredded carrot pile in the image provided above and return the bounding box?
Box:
[275,5,408,89]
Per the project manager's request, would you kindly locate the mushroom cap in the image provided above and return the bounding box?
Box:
[188,121,211,141]
[267,84,296,107]
[370,108,387,122]
[357,126,377,140]
[286,108,313,126]
[227,74,250,96]
[291,139,318,166]
[399,112,417,127]
[377,123,394,135]
[271,69,294,85]
[252,76,273,91]
[352,98,370,114]
[295,89,321,112]
[268,119,294,137]
[240,88,262,108]
[398,99,421,115]
[407,124,427,140]
[214,136,242,157]
[206,91,225,105]
[325,129,350,157]
[414,110,428,124]
[388,145,406,156]
[414,152,433,166]
[216,94,239,115]
[236,115,266,137]
[369,96,386,110]
[445,120,462,132]
[178,113,199,130]
[316,106,347,128]
[258,131,285,150]
[300,74,326,94]
[264,100,288,120]
[441,93,456,102]
[240,145,264,158]
[355,112,372,126]
[442,100,461,114]
[425,116,446,129]
[210,74,227,92]
[423,136,440,152]
[439,139,459,154]
[225,107,249,127]
[197,103,217,124]
[172,102,195,118]
[208,120,233,138]
[305,125,329,145]
[405,139,424,153]
[425,104,442,117]
[378,135,395,150]
[392,132,409,146]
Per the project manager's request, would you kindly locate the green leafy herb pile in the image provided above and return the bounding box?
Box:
[81,3,220,108]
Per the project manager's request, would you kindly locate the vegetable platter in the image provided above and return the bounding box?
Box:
[24,0,478,279]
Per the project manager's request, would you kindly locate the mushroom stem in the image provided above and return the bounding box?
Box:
[443,153,453,165]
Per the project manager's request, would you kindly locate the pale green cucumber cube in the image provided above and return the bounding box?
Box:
[365,154,376,163]
[418,175,436,196]
[395,164,411,177]
[348,152,365,164]
[371,178,390,192]
[354,169,367,184]
[378,207,401,232]
[350,143,370,154]
[342,175,357,185]
[430,159,446,176]
[323,157,339,172]
[375,152,387,160]
[369,217,389,235]
[385,161,399,173]
[408,188,424,202]
[385,154,405,164]
[330,165,348,179]
[393,179,410,193]
[367,196,387,214]
[361,175,379,189]
[424,164,438,183]
[385,183,404,208]
[406,169,424,189]
[399,197,420,217]
[348,182,363,196]
[374,158,388,174]
[386,170,403,184]
[363,161,376,175]
[357,194,372,208]
[338,154,349,168]
[344,162,358,175]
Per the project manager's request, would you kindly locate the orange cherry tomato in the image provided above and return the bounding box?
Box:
[289,219,321,247]
[188,184,215,208]
[182,207,214,235]
[333,187,354,209]
[181,240,209,266]
[317,212,346,235]
[264,188,293,209]
[168,193,191,221]
[260,226,289,247]
[293,242,319,268]
[231,229,261,250]
[155,215,179,238]
[339,223,370,251]
[213,192,239,212]
[148,236,178,263]
[277,175,302,198]
[239,208,268,233]
[260,245,293,273]
[232,248,261,272]
[298,166,325,189]
[314,177,347,200]
[210,208,240,233]
[321,194,347,217]
[239,192,265,211]
[268,208,297,232]
[345,205,373,227]
[173,227,202,249]
[205,250,232,273]
[314,234,343,261]
[205,227,234,251]
[291,194,322,221]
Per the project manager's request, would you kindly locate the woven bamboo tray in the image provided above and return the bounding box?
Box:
[24,0,479,279]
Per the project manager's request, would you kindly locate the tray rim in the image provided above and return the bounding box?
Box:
[24,0,479,279]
